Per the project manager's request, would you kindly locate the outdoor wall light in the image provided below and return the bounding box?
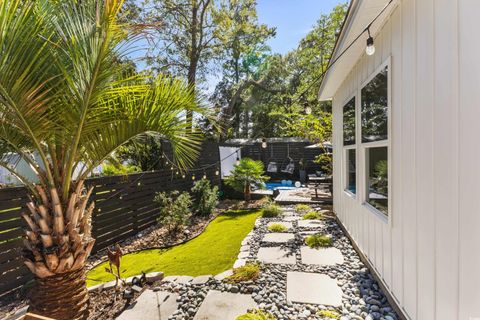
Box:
[366,28,375,56]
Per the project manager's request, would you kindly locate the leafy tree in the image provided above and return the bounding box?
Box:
[0,0,205,318]
[225,158,268,202]
[191,178,219,216]
[115,134,165,171]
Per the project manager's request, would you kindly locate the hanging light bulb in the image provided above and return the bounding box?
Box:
[261,138,267,149]
[182,173,186,178]
[366,27,375,56]
[235,151,240,165]
[215,169,219,176]
[192,175,196,180]
[203,173,207,179]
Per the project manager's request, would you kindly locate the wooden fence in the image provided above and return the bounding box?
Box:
[0,142,220,298]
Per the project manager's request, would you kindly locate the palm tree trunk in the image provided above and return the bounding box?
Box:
[244,183,251,202]
[21,182,95,319]
[28,268,89,320]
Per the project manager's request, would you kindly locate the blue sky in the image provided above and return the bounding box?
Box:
[257,0,344,54]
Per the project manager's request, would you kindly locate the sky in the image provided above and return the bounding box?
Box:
[256,0,344,54]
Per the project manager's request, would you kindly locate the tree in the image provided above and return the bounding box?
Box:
[212,0,275,138]
[0,0,205,318]
[141,0,220,130]
[225,158,268,202]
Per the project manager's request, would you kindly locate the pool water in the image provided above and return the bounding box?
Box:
[264,181,298,190]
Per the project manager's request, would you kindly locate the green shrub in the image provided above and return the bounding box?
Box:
[236,309,276,320]
[295,204,312,213]
[226,263,261,283]
[267,223,287,232]
[262,203,282,217]
[305,234,332,248]
[317,309,340,319]
[303,210,324,220]
[191,178,219,216]
[101,162,140,176]
[154,190,192,233]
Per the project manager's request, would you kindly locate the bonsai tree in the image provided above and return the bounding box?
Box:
[0,0,206,319]
[225,158,269,202]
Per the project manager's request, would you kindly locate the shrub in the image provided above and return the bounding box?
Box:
[236,309,276,320]
[225,158,269,202]
[154,190,192,233]
[101,162,140,176]
[226,263,261,283]
[262,203,282,217]
[295,204,312,213]
[305,234,333,248]
[317,309,341,319]
[191,178,219,216]
[267,223,287,232]
[303,211,324,220]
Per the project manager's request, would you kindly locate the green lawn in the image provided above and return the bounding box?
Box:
[86,209,261,286]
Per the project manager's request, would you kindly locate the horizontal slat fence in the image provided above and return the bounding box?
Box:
[0,142,220,298]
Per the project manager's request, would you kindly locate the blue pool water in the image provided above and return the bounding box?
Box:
[264,181,298,190]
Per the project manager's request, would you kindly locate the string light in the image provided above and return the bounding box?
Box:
[261,138,267,149]
[182,173,186,178]
[192,175,196,180]
[215,169,219,176]
[366,27,375,56]
[236,151,240,165]
[203,172,207,179]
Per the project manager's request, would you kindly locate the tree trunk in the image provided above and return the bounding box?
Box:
[186,0,199,132]
[244,183,251,202]
[28,268,89,320]
[21,182,95,319]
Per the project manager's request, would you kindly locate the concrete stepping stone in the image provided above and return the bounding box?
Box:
[117,290,179,320]
[267,221,293,230]
[191,275,212,285]
[257,247,296,264]
[193,290,257,320]
[286,272,342,307]
[214,269,233,281]
[241,236,251,246]
[283,216,300,221]
[298,220,323,228]
[262,233,295,243]
[300,247,344,266]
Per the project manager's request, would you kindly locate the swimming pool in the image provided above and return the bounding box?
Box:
[264,181,299,190]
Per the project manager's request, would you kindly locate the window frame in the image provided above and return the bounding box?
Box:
[342,93,357,198]
[358,57,392,224]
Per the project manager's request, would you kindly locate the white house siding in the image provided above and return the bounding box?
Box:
[331,1,480,319]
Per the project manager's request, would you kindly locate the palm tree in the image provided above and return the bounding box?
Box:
[0,0,206,318]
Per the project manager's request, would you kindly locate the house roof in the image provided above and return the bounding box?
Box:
[318,0,398,101]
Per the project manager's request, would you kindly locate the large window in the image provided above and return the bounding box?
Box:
[346,149,356,194]
[361,66,388,143]
[343,97,356,145]
[366,147,388,213]
[343,97,356,195]
[361,65,389,216]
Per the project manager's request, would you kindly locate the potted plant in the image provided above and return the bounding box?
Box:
[225,158,269,202]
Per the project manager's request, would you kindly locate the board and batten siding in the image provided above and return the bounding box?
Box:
[331,1,480,319]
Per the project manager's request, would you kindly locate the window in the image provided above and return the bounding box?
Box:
[346,149,356,194]
[343,97,356,195]
[361,66,388,143]
[366,147,388,214]
[361,64,389,216]
[343,97,356,145]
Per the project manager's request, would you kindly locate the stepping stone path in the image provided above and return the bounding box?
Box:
[257,246,296,264]
[262,232,295,243]
[193,290,257,320]
[116,290,179,320]
[300,246,345,266]
[115,205,399,320]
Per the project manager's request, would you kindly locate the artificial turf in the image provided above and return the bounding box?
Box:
[86,209,261,286]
